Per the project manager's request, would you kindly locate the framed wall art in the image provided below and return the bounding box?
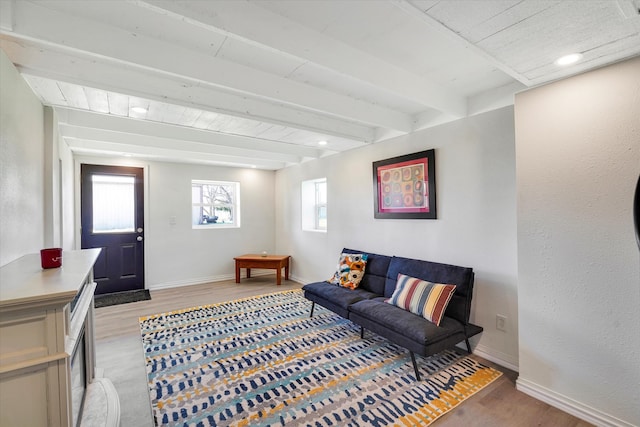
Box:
[372,149,436,219]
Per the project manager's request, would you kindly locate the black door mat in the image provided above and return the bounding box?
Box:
[94,289,151,308]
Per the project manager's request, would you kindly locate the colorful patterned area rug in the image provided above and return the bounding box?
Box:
[139,289,501,426]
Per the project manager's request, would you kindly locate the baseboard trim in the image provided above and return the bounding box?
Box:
[289,274,308,285]
[150,274,233,290]
[516,378,636,427]
[472,343,519,372]
[150,271,275,291]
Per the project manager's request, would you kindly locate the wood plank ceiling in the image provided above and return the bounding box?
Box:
[1,0,639,169]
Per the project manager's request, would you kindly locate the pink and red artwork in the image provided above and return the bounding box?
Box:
[373,150,436,219]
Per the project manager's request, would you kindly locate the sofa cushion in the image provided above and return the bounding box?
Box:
[328,253,368,289]
[387,274,456,326]
[349,298,464,344]
[342,248,391,295]
[302,281,378,311]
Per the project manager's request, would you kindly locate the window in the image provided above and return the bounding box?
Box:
[314,180,327,230]
[92,175,135,233]
[192,180,240,228]
[302,178,327,232]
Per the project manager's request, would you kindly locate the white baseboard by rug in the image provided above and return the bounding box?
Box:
[150,274,233,290]
[289,274,309,285]
[516,378,636,427]
[471,343,519,372]
[150,270,279,291]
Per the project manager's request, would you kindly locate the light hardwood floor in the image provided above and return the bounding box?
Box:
[94,276,592,427]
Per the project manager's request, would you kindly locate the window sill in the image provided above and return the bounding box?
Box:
[192,224,240,230]
[302,228,327,233]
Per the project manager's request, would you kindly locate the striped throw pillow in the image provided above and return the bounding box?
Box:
[387,273,456,326]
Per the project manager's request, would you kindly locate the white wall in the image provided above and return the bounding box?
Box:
[148,162,275,288]
[515,57,640,426]
[0,50,44,266]
[275,106,519,369]
[75,157,276,290]
[43,106,65,248]
[58,133,75,251]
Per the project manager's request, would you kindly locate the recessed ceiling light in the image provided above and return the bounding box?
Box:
[318,140,328,146]
[555,53,583,66]
[131,106,148,113]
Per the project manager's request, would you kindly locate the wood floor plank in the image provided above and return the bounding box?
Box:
[94,276,592,426]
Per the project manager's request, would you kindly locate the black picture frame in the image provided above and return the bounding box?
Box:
[372,149,437,219]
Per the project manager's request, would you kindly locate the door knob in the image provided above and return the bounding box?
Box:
[137,236,143,241]
[137,227,143,233]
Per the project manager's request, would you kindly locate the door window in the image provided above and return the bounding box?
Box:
[92,174,136,233]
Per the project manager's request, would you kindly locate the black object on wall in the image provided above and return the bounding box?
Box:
[634,174,640,250]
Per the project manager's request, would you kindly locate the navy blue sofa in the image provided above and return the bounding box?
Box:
[302,248,483,380]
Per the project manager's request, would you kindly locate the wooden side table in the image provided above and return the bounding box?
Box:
[234,254,291,285]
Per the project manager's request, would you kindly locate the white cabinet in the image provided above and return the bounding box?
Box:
[0,249,101,427]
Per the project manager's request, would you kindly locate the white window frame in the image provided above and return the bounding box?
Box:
[302,177,327,232]
[191,180,241,229]
[314,180,327,230]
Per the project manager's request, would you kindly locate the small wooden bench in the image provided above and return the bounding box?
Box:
[234,254,291,285]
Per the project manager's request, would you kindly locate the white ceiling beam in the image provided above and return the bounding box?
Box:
[1,36,375,144]
[2,1,412,132]
[65,138,287,170]
[467,81,524,117]
[55,108,326,160]
[138,0,467,118]
[59,124,305,165]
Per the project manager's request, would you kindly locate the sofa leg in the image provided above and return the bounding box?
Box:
[465,338,472,354]
[310,302,315,318]
[360,326,364,339]
[410,352,421,381]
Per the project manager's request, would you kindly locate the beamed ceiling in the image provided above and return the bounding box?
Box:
[1,0,639,169]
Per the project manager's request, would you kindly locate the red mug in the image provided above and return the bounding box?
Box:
[41,248,62,269]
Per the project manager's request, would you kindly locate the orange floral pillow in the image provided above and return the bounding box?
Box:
[328,253,368,289]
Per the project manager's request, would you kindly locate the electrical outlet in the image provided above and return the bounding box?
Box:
[496,314,507,332]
